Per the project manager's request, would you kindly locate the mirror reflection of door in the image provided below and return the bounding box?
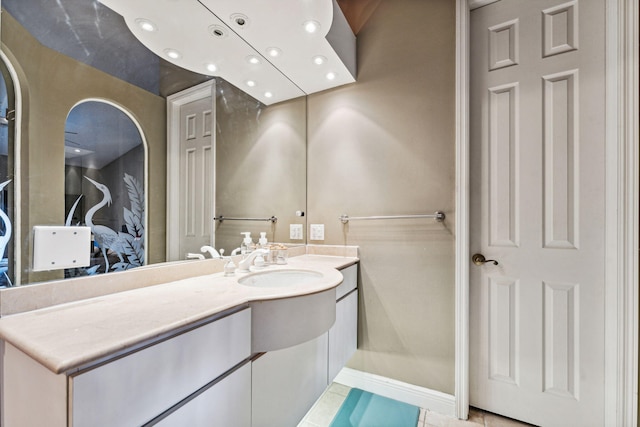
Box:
[0,56,16,288]
[64,100,146,277]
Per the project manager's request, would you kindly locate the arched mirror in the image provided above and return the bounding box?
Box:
[0,54,16,288]
[64,100,147,277]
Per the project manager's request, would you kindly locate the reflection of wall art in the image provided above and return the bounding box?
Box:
[0,179,12,287]
[68,174,145,275]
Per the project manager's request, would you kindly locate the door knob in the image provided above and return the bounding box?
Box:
[472,253,498,266]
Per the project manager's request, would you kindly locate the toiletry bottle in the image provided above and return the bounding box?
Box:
[258,232,271,264]
[258,232,268,248]
[224,257,236,276]
[240,232,253,255]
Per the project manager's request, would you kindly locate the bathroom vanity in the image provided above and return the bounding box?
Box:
[0,254,358,426]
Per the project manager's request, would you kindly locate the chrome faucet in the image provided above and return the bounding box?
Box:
[237,249,269,272]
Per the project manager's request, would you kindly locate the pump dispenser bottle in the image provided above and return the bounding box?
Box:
[240,232,253,255]
[258,232,268,248]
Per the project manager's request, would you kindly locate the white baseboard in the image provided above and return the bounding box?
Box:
[333,367,456,418]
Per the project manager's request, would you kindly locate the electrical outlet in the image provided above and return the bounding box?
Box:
[290,224,303,240]
[310,224,325,241]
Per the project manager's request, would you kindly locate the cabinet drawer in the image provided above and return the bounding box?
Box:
[335,264,357,300]
[70,308,251,427]
[154,362,251,427]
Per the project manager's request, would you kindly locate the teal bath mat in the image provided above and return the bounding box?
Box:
[329,388,420,427]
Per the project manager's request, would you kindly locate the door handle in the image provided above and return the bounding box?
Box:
[472,253,498,266]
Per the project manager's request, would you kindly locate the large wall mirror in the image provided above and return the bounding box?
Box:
[212,79,306,256]
[0,0,307,287]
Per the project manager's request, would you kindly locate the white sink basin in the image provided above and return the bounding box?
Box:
[238,269,323,288]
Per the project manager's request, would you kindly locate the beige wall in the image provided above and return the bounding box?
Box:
[1,12,167,284]
[307,0,456,394]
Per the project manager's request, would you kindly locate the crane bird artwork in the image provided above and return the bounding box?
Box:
[0,179,12,286]
[83,176,125,273]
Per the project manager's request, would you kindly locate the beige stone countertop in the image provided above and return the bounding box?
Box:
[0,255,358,375]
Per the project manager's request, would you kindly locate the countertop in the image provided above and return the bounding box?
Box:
[0,255,358,375]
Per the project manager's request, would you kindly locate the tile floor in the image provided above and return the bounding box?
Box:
[298,383,535,427]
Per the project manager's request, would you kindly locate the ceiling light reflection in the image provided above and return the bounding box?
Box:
[313,55,326,65]
[164,49,182,60]
[303,20,320,33]
[267,47,282,58]
[135,18,157,32]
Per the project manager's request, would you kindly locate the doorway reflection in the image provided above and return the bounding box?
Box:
[0,58,15,288]
[64,101,146,277]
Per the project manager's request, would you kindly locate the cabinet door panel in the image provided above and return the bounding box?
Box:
[251,333,329,427]
[335,264,357,300]
[70,308,251,427]
[328,290,358,382]
[154,363,251,427]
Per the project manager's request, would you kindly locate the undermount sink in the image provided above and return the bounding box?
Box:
[238,269,323,288]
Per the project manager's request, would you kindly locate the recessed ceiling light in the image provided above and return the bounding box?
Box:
[266,47,282,58]
[326,72,337,80]
[264,91,273,98]
[303,20,320,33]
[231,13,250,28]
[312,55,326,65]
[205,63,218,73]
[246,80,256,87]
[208,25,228,38]
[164,49,182,60]
[135,18,157,32]
[246,55,261,65]
[74,149,82,153]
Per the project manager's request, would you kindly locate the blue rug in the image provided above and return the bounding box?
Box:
[329,388,420,427]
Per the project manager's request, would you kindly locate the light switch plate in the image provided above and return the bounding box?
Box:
[290,224,303,240]
[310,224,325,241]
[33,226,91,271]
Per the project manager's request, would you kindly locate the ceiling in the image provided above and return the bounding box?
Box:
[98,0,356,105]
[2,0,380,96]
[1,0,380,168]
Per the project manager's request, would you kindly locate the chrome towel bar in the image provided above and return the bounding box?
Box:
[214,216,278,223]
[339,211,445,224]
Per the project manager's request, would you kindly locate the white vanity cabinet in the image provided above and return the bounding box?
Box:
[2,307,251,427]
[1,259,359,427]
[251,264,359,427]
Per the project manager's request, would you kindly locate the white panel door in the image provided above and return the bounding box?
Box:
[178,97,214,259]
[469,1,606,425]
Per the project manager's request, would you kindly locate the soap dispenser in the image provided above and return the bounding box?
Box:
[258,232,271,264]
[258,232,268,248]
[240,232,253,255]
